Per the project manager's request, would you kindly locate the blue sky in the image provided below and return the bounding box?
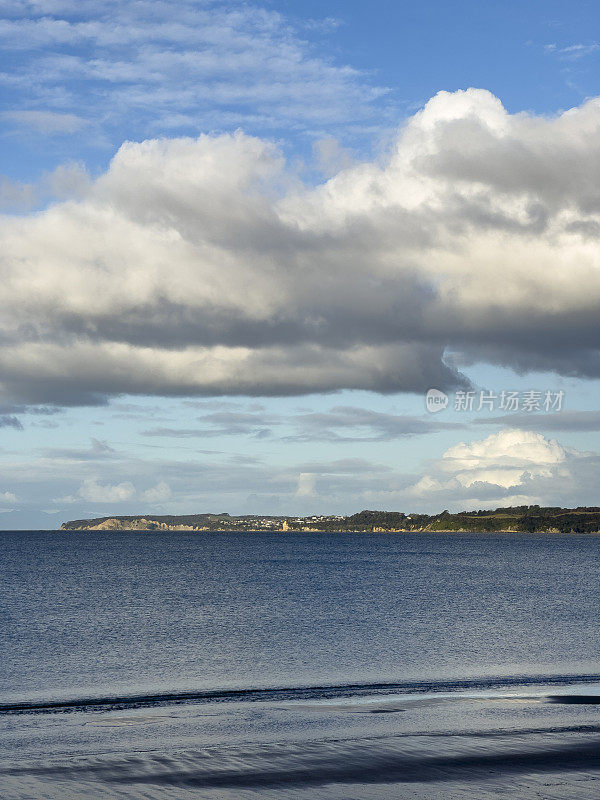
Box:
[2,0,600,177]
[1,0,600,527]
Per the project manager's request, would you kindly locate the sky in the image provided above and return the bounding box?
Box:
[1,0,600,527]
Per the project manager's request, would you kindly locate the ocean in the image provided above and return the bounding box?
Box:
[1,530,600,798]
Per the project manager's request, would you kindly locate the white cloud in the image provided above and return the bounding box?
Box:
[0,162,90,211]
[142,481,171,503]
[407,429,593,509]
[439,430,568,488]
[77,477,135,503]
[0,490,18,504]
[1,90,600,405]
[0,1,389,136]
[3,423,600,521]
[295,472,317,498]
[1,110,87,133]
[546,42,600,60]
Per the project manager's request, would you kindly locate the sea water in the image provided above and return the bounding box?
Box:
[1,530,600,798]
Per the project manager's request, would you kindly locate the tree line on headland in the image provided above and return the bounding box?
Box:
[60,506,600,533]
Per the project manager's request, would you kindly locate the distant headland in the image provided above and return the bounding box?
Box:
[61,506,600,533]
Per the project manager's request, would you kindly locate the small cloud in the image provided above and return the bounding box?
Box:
[43,438,117,461]
[0,415,23,430]
[0,162,90,212]
[560,43,599,58]
[141,427,217,438]
[289,406,461,443]
[301,17,342,34]
[545,42,599,59]
[295,472,317,497]
[78,478,135,503]
[90,437,114,453]
[142,410,276,439]
[53,494,77,505]
[31,419,60,429]
[2,110,88,134]
[142,481,171,503]
[0,491,18,504]
[474,410,600,432]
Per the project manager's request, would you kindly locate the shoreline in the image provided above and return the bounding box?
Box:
[3,527,600,535]
[57,506,600,535]
[4,674,600,799]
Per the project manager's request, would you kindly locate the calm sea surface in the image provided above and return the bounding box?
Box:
[1,530,600,799]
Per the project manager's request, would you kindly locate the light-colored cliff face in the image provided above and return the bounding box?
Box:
[62,518,208,531]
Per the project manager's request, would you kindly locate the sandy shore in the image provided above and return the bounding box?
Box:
[3,682,600,799]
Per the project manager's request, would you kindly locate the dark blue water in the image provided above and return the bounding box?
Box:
[2,531,600,799]
[1,531,599,703]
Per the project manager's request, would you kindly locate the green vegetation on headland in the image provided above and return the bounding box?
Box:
[60,506,600,533]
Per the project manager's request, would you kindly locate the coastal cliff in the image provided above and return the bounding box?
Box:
[61,506,600,533]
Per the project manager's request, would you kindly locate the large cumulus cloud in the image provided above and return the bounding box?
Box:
[407,429,600,510]
[2,88,600,406]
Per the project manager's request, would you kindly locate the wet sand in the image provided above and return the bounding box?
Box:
[2,680,600,799]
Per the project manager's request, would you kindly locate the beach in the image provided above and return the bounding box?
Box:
[3,677,600,798]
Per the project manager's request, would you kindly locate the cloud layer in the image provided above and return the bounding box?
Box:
[408,429,598,509]
[2,88,600,406]
[3,427,599,526]
[0,0,389,140]
[141,404,461,441]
